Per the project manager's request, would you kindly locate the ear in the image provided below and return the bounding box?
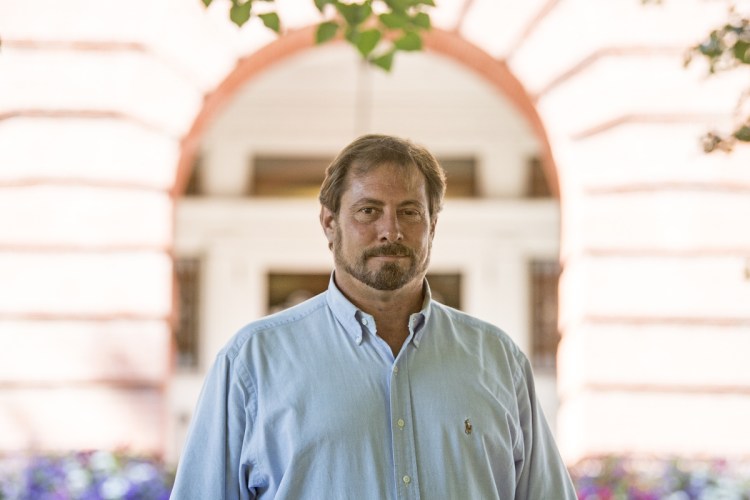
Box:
[320,206,337,248]
[429,215,438,241]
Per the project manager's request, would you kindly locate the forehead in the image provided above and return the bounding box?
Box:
[343,162,428,202]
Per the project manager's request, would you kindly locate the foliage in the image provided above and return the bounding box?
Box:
[202,0,435,71]
[0,451,174,500]
[684,4,750,153]
[570,456,750,500]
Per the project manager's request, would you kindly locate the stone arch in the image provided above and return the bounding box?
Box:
[172,26,559,199]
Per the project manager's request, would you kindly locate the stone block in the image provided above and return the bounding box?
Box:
[0,49,202,137]
[0,186,172,248]
[560,254,750,325]
[0,320,171,383]
[0,386,164,453]
[558,323,750,397]
[0,118,179,189]
[571,190,750,253]
[0,251,172,317]
[559,389,750,463]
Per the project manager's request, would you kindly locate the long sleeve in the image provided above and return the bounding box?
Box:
[514,355,577,499]
[170,349,256,500]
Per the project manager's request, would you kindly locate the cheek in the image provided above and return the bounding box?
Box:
[345,220,377,242]
[336,224,366,252]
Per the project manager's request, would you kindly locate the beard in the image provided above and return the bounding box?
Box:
[333,228,430,291]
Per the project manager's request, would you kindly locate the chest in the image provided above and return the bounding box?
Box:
[252,339,520,452]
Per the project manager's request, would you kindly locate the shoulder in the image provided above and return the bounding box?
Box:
[429,301,529,369]
[220,291,330,363]
[429,301,516,344]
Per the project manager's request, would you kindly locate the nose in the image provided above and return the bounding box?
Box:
[378,211,403,242]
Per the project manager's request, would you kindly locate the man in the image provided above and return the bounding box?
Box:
[170,134,577,499]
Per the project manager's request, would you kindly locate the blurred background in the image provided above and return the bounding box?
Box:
[1,0,749,497]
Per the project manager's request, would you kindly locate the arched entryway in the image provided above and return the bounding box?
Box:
[173,27,559,199]
[167,27,563,462]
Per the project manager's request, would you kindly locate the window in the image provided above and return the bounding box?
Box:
[268,273,330,314]
[250,155,478,199]
[529,259,561,370]
[439,157,477,198]
[184,156,204,197]
[267,272,462,314]
[174,257,202,369]
[525,156,552,198]
[426,273,462,309]
[251,157,331,198]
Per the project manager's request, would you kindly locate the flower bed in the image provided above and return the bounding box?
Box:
[3,451,750,499]
[0,451,173,500]
[570,456,750,500]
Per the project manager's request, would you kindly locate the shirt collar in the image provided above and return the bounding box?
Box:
[325,273,432,347]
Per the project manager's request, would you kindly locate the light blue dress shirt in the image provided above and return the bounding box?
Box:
[170,277,577,499]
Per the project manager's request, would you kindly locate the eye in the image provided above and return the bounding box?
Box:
[353,206,380,222]
[399,208,424,220]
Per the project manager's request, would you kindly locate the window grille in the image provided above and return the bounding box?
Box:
[529,259,561,370]
[174,257,201,369]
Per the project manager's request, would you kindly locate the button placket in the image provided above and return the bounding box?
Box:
[389,349,419,499]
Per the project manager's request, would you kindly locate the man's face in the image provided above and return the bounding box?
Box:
[322,163,436,292]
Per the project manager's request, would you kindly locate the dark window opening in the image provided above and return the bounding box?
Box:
[250,155,478,199]
[525,156,552,198]
[268,272,462,314]
[174,257,202,369]
[529,259,561,371]
[184,156,204,197]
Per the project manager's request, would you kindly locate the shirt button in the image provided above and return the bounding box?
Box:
[397,418,405,429]
[403,475,411,485]
[361,318,368,326]
[393,366,399,374]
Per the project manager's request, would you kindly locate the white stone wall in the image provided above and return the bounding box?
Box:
[492,0,750,462]
[2,0,749,465]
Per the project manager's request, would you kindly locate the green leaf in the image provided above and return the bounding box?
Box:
[734,125,750,142]
[229,1,252,27]
[379,12,408,29]
[371,49,396,71]
[356,29,381,57]
[384,0,409,12]
[201,0,213,6]
[316,21,340,44]
[336,2,372,26]
[415,0,436,5]
[314,0,334,12]
[345,26,360,44]
[259,12,281,32]
[733,40,750,64]
[412,12,431,29]
[394,31,422,51]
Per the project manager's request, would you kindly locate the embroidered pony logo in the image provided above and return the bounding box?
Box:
[464,418,473,435]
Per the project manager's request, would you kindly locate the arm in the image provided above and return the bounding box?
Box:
[514,355,577,499]
[170,349,256,500]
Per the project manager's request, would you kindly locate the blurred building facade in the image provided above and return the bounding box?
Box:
[1,0,749,467]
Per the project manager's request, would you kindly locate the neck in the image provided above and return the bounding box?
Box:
[334,272,425,355]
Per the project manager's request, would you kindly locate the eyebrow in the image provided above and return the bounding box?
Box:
[352,198,425,208]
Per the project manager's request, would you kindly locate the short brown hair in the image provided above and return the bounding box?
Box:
[319,134,446,219]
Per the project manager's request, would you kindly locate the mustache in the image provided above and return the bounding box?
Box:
[363,243,414,259]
